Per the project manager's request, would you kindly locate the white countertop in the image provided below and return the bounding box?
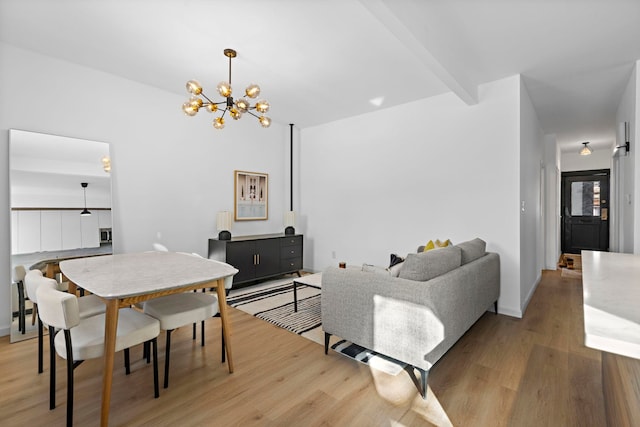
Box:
[582,250,640,359]
[60,251,238,299]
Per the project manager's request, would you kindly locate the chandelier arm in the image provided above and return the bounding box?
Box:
[245,110,260,119]
[199,92,215,104]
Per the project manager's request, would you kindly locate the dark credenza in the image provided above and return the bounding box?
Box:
[208,233,303,286]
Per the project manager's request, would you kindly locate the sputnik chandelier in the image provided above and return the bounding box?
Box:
[182,48,271,130]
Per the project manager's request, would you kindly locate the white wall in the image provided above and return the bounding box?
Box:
[561,149,612,172]
[0,43,290,335]
[614,62,637,254]
[543,134,561,269]
[519,79,545,312]
[635,62,640,255]
[300,75,524,317]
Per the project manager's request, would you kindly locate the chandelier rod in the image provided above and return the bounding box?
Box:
[224,48,237,86]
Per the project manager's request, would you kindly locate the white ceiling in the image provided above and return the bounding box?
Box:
[1,0,639,153]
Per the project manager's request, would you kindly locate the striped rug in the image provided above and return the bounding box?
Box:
[226,279,324,344]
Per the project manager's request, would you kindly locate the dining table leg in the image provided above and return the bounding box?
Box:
[101,299,120,427]
[215,279,234,373]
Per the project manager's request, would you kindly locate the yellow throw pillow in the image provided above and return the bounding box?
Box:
[421,239,451,252]
[423,240,435,251]
[436,239,451,248]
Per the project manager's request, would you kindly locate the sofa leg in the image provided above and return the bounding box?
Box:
[494,300,498,315]
[324,332,331,355]
[416,367,429,399]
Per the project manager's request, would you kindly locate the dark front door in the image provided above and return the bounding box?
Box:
[561,169,610,254]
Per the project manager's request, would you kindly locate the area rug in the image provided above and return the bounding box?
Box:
[227,278,407,375]
[226,279,323,344]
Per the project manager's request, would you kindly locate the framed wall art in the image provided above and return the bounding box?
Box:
[234,170,268,220]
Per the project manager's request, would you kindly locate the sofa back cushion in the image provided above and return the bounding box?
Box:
[455,238,487,264]
[399,245,462,281]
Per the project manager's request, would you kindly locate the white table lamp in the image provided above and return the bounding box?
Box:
[284,211,296,235]
[217,211,232,240]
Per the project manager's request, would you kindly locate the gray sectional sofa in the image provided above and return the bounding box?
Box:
[321,238,500,398]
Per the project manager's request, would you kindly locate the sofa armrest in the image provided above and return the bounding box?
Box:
[321,252,500,370]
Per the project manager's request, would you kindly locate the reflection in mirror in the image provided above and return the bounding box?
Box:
[9,130,112,342]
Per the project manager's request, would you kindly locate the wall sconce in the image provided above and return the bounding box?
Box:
[216,211,232,240]
[615,121,630,155]
[284,211,296,235]
[80,182,92,216]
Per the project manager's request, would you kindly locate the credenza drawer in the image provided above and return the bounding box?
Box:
[281,235,302,247]
[281,245,302,258]
[281,257,302,272]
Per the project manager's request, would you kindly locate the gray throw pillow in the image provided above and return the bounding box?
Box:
[399,245,462,281]
[456,238,486,264]
[388,261,404,277]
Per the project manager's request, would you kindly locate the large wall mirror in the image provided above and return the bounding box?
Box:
[9,129,112,342]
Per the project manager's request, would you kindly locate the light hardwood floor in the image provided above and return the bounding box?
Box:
[0,269,605,426]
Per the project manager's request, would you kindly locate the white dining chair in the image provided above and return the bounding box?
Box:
[36,285,161,426]
[143,291,219,388]
[24,270,107,374]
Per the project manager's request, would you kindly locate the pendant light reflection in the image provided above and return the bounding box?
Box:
[80,182,92,216]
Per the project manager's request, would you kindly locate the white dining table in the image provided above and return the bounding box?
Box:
[60,251,238,427]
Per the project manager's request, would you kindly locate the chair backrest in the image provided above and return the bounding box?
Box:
[36,286,80,330]
[24,270,45,302]
[13,265,26,283]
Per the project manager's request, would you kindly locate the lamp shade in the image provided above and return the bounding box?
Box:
[216,211,232,240]
[284,211,295,235]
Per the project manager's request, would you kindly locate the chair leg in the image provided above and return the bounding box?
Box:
[64,330,74,427]
[17,282,25,334]
[201,320,205,347]
[49,326,56,410]
[192,322,196,340]
[37,313,44,374]
[143,341,149,363]
[124,348,131,375]
[152,338,159,398]
[163,329,172,389]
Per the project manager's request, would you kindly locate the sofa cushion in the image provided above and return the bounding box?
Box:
[456,238,486,264]
[399,245,462,281]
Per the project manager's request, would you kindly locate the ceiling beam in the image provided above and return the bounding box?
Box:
[359,0,478,105]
